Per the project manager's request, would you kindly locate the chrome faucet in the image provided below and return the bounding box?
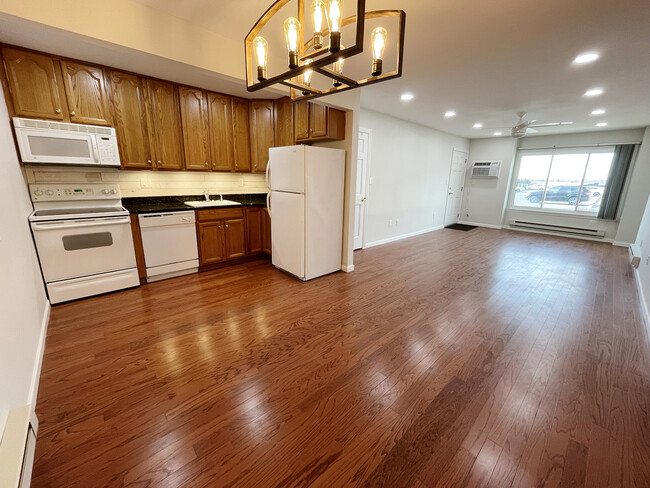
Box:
[203,190,210,201]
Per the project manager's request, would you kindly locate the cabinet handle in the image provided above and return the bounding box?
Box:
[157,161,162,165]
[55,108,62,114]
[70,111,76,116]
[225,224,229,228]
[147,160,152,165]
[204,162,208,167]
[218,225,222,228]
[254,164,257,168]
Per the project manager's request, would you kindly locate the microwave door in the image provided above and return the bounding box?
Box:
[16,128,100,165]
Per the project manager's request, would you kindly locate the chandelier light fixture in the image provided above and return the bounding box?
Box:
[245,0,406,102]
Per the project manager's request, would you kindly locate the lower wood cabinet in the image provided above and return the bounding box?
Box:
[246,207,264,255]
[197,220,226,265]
[224,218,246,259]
[197,208,247,266]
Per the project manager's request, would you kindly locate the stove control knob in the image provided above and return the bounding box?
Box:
[34,189,43,196]
[45,190,54,196]
[102,188,109,194]
[110,189,117,194]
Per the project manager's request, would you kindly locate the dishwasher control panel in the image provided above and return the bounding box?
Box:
[138,211,196,228]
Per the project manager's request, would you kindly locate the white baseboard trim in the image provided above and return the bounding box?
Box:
[28,300,50,410]
[457,221,503,230]
[505,225,614,244]
[634,268,649,329]
[364,225,443,249]
[341,264,355,272]
[612,241,632,248]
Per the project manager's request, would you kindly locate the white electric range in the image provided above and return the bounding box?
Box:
[28,183,139,304]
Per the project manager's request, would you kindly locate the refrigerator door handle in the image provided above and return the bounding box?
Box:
[265,159,271,189]
[266,192,272,218]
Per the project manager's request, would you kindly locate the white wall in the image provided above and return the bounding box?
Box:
[359,109,469,246]
[0,89,49,434]
[615,127,650,244]
[461,128,649,242]
[461,137,517,228]
[634,195,650,325]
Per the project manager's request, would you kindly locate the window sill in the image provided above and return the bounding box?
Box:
[507,206,617,221]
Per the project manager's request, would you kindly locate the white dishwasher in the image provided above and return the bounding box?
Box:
[139,211,199,282]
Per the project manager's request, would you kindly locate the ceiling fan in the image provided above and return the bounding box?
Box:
[494,112,573,138]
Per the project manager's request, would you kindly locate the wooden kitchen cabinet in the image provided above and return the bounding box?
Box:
[60,61,111,126]
[179,86,211,171]
[208,92,234,171]
[249,100,275,173]
[1,47,67,121]
[224,218,246,259]
[294,101,346,142]
[232,97,251,172]
[145,79,184,170]
[246,207,264,255]
[274,97,294,147]
[108,70,153,169]
[198,221,226,265]
[130,214,147,283]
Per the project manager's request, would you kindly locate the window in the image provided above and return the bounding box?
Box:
[511,147,614,214]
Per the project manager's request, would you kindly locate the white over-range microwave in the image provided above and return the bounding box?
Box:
[13,117,121,167]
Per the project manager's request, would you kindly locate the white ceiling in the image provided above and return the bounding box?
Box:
[130,0,650,138]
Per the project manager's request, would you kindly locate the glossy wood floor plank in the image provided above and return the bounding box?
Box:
[31,228,650,487]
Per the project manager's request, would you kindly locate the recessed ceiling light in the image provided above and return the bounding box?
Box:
[473,123,483,129]
[584,88,604,97]
[401,93,414,101]
[596,122,608,127]
[573,52,600,64]
[444,110,456,118]
[493,131,502,136]
[590,109,606,115]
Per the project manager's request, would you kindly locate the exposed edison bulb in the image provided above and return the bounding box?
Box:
[284,17,301,69]
[301,59,313,95]
[371,27,387,76]
[311,0,328,49]
[332,46,344,87]
[253,36,268,81]
[328,0,343,52]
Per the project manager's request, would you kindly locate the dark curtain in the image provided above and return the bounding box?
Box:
[598,144,637,220]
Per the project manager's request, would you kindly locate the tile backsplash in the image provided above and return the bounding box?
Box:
[23,166,268,197]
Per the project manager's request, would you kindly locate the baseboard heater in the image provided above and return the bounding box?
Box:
[0,406,38,488]
[509,220,606,239]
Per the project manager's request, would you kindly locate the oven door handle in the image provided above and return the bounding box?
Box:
[32,217,131,231]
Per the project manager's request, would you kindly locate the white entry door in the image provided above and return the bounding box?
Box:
[354,129,370,249]
[444,149,468,226]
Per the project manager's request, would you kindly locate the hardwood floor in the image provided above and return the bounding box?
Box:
[31,228,650,487]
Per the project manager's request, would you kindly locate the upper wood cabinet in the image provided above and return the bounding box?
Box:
[179,86,211,171]
[232,97,251,172]
[249,100,275,174]
[274,97,294,147]
[145,79,184,171]
[60,61,111,126]
[207,92,234,172]
[294,101,346,143]
[2,47,67,121]
[108,70,153,169]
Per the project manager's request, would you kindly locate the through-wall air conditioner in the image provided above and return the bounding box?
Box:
[471,161,501,178]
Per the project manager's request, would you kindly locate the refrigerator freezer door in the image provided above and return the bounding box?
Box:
[269,145,305,193]
[271,191,305,279]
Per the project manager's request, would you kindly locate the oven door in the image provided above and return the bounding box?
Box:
[15,127,100,165]
[31,216,137,282]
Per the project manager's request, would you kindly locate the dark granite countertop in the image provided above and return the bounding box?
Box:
[123,193,267,214]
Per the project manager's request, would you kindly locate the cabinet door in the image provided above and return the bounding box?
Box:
[262,208,272,255]
[231,98,251,172]
[198,221,225,265]
[207,92,234,172]
[179,86,211,171]
[274,97,294,147]
[249,100,275,173]
[310,102,328,138]
[224,218,246,259]
[2,47,66,120]
[246,207,263,255]
[108,71,153,169]
[294,101,310,141]
[146,79,184,170]
[60,61,111,126]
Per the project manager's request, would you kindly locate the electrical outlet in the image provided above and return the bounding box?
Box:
[140,175,152,189]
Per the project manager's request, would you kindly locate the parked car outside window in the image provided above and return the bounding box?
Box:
[525,185,592,205]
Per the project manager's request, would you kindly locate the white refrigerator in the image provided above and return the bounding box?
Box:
[267,145,345,281]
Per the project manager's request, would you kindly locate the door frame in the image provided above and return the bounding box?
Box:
[444,148,468,226]
[356,127,372,249]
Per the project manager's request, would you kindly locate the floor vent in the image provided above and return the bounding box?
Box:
[509,220,605,239]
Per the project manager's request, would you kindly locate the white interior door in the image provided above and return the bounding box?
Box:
[444,149,468,226]
[354,129,370,249]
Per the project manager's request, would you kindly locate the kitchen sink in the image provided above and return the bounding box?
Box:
[184,200,242,208]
